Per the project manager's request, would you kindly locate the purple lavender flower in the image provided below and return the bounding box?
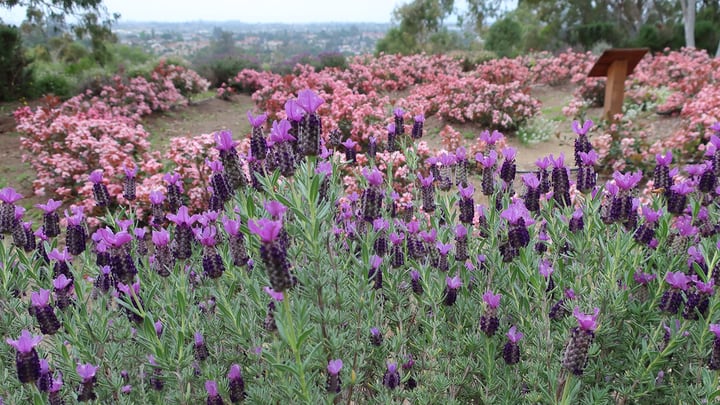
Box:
[342,138,357,163]
[520,173,541,212]
[709,324,720,369]
[326,359,343,393]
[390,232,405,268]
[410,269,423,295]
[198,226,224,279]
[76,363,98,401]
[247,111,269,160]
[569,207,584,233]
[382,361,400,389]
[35,198,62,238]
[48,246,73,281]
[393,107,405,136]
[550,154,570,207]
[572,119,593,167]
[249,218,292,291]
[370,327,383,346]
[418,172,436,213]
[296,89,324,156]
[634,206,662,246]
[479,129,504,147]
[215,130,238,152]
[476,150,498,196]
[361,168,384,221]
[88,170,110,207]
[285,99,304,122]
[562,307,599,375]
[454,223,469,262]
[53,274,74,310]
[667,181,693,215]
[659,271,689,314]
[386,123,398,152]
[6,330,42,383]
[368,255,383,289]
[443,275,462,306]
[480,291,501,336]
[437,152,455,191]
[576,150,598,192]
[411,114,424,139]
[167,206,198,260]
[458,183,475,224]
[684,277,714,320]
[194,331,209,361]
[222,216,249,267]
[499,147,517,184]
[122,165,138,201]
[503,326,523,365]
[228,364,246,402]
[164,172,185,212]
[205,380,224,405]
[501,200,532,248]
[533,156,551,194]
[455,146,468,186]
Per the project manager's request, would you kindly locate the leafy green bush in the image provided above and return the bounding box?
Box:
[635,24,674,52]
[486,17,522,58]
[0,24,33,101]
[198,56,261,88]
[573,23,620,49]
[31,71,74,98]
[671,20,720,54]
[316,52,347,71]
[516,116,556,144]
[452,50,499,72]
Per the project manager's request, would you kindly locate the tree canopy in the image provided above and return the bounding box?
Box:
[377,0,720,55]
[1,0,118,64]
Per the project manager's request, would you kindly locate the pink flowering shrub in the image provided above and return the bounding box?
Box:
[15,101,161,201]
[15,62,210,218]
[662,84,720,161]
[439,125,463,151]
[526,50,597,87]
[474,57,531,85]
[590,114,657,174]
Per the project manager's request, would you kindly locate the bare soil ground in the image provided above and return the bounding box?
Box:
[0,85,684,213]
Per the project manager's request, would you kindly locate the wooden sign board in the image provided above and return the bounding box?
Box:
[588,48,649,120]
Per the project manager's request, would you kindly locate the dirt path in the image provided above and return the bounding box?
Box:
[143,95,256,149]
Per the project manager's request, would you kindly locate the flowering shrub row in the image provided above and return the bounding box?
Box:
[227,52,541,138]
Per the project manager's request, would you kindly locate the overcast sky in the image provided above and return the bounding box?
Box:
[2,0,411,24]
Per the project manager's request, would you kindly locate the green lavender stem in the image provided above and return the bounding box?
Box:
[282,293,310,402]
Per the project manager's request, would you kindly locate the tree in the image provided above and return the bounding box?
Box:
[0,23,33,101]
[485,17,522,57]
[679,0,696,47]
[1,0,118,64]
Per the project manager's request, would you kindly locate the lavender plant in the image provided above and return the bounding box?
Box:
[3,101,720,405]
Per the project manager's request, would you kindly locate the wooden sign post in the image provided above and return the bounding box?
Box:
[588,48,649,120]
